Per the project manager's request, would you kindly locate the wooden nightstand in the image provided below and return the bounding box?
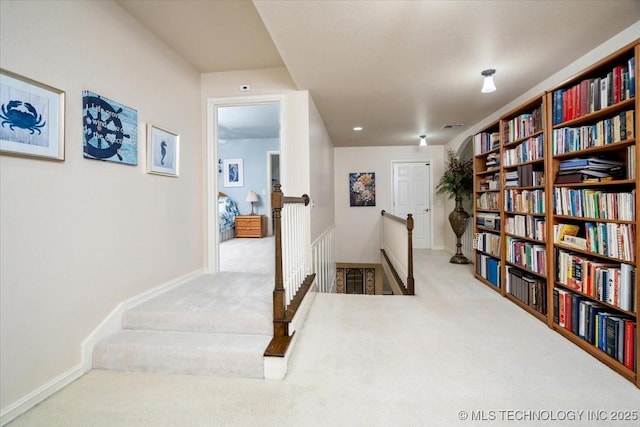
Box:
[235,215,265,238]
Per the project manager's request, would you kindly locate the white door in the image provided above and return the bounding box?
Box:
[393,162,431,249]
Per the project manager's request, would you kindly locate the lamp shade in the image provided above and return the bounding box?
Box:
[481,69,496,93]
[246,191,259,203]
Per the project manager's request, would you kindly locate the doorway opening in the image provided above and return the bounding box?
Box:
[207,96,284,273]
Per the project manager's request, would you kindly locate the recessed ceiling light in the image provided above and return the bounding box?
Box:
[353,126,363,131]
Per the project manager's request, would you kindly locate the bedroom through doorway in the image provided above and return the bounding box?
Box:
[212,99,282,274]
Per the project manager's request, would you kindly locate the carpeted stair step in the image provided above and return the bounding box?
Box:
[122,273,272,336]
[93,330,271,378]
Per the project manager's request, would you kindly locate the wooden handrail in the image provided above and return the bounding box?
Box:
[381,210,414,295]
[381,209,407,225]
[265,184,314,357]
[283,194,310,205]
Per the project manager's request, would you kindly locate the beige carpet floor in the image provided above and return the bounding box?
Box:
[8,250,640,427]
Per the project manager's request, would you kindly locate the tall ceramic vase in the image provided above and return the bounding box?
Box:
[448,197,470,264]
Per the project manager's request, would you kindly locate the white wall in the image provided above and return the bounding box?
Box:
[0,0,202,414]
[308,97,335,242]
[201,70,336,243]
[334,146,445,263]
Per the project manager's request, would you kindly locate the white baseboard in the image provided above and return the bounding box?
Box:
[81,268,204,372]
[1,269,206,426]
[1,364,83,426]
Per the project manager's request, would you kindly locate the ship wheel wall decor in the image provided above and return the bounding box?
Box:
[82,91,137,165]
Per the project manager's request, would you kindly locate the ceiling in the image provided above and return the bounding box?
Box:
[117,0,640,147]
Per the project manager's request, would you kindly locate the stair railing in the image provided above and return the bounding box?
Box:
[380,210,415,295]
[265,184,315,357]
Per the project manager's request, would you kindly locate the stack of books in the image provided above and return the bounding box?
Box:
[555,157,625,184]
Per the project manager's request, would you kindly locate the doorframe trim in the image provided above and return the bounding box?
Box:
[266,150,280,236]
[206,95,285,273]
[390,159,434,250]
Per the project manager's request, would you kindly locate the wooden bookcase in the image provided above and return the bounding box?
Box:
[472,40,639,387]
[473,121,502,293]
[546,40,638,386]
[500,95,549,323]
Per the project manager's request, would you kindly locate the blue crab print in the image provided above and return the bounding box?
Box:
[0,100,46,134]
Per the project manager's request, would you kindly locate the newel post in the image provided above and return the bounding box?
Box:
[406,213,415,295]
[272,184,288,337]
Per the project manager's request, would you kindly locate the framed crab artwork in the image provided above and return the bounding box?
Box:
[0,69,65,160]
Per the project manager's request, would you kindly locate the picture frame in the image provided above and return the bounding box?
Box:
[223,158,244,187]
[349,172,376,206]
[0,68,65,160]
[82,90,137,165]
[147,123,179,177]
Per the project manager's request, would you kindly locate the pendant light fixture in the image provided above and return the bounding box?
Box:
[419,135,427,147]
[481,69,496,93]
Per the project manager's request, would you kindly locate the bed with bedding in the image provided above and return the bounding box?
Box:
[218,192,240,242]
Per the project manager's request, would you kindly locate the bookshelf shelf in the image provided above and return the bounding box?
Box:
[553,214,635,225]
[475,274,502,293]
[471,39,639,388]
[505,293,548,322]
[552,139,635,159]
[476,226,500,234]
[553,325,636,381]
[505,261,547,279]
[555,242,636,265]
[506,211,546,217]
[503,129,545,149]
[505,232,545,244]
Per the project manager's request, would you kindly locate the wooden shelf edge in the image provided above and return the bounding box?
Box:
[504,293,548,323]
[553,324,636,383]
[474,273,502,293]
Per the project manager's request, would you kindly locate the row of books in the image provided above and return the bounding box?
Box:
[553,188,635,221]
[475,192,499,211]
[584,222,636,262]
[473,232,501,257]
[503,106,543,143]
[503,134,545,166]
[629,145,636,180]
[554,288,636,372]
[476,212,500,231]
[551,56,635,125]
[506,266,546,315]
[476,254,500,287]
[474,131,500,156]
[505,165,544,188]
[485,152,500,170]
[554,168,626,184]
[506,236,547,275]
[556,249,635,311]
[505,214,545,241]
[552,110,635,155]
[555,156,625,184]
[504,189,545,214]
[478,173,500,191]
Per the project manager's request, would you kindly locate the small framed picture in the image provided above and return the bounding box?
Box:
[147,124,179,177]
[0,68,65,160]
[223,158,243,187]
